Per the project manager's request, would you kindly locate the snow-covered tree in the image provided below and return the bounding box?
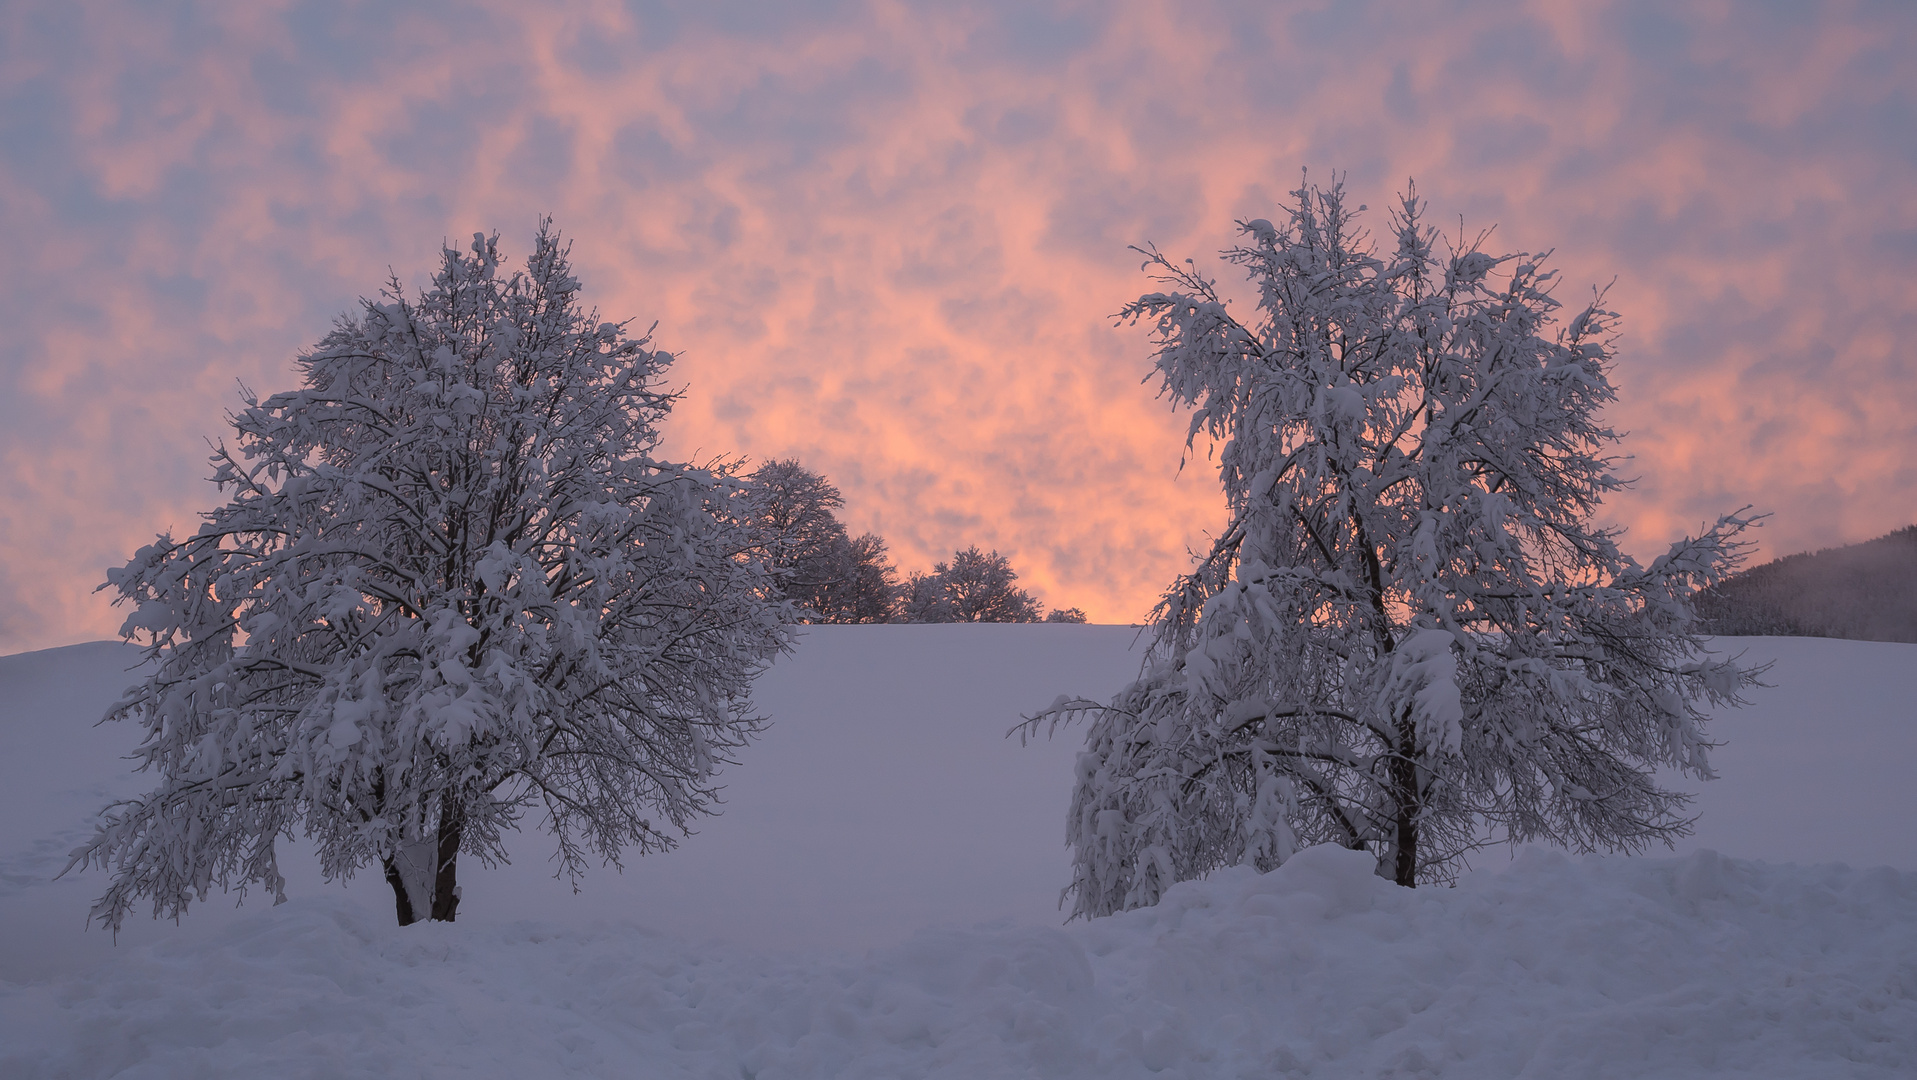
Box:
[1023,178,1761,917]
[739,459,901,623]
[743,459,849,577]
[901,570,956,622]
[69,223,791,929]
[809,532,902,624]
[904,546,1044,623]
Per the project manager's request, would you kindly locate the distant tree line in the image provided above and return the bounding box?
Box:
[741,459,1087,624]
[1695,525,1917,643]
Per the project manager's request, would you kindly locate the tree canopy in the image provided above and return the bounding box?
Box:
[904,546,1045,623]
[71,224,790,928]
[742,459,902,624]
[1026,178,1761,915]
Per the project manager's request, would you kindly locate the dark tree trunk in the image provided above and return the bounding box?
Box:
[383,857,420,926]
[430,802,462,922]
[1390,719,1420,887]
[380,798,463,925]
[1391,804,1419,887]
[372,772,424,926]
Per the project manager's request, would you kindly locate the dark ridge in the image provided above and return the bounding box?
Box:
[1695,525,1917,643]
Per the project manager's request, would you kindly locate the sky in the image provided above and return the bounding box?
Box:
[1,0,1913,652]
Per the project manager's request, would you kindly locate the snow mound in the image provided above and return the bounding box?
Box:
[3,846,1912,1078]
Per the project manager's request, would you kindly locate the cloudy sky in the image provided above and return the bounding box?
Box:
[1,0,1912,651]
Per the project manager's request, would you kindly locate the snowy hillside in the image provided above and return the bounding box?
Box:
[3,627,1914,1078]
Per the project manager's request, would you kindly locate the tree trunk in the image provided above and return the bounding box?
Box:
[430,801,462,922]
[382,856,420,925]
[1390,720,1420,887]
[381,799,463,925]
[1391,802,1419,887]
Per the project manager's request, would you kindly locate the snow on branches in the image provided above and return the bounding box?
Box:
[1025,177,1762,917]
[69,223,791,929]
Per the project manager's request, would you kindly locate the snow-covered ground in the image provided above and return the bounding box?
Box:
[3,628,1914,1078]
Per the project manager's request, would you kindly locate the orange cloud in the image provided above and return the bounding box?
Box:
[2,0,1913,652]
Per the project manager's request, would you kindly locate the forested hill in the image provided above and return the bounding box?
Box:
[1697,525,1917,643]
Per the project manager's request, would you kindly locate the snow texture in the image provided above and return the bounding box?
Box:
[3,629,1915,1077]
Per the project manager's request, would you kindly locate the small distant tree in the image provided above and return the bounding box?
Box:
[811,532,902,623]
[902,569,958,622]
[905,546,1045,623]
[744,459,848,576]
[70,224,790,930]
[1045,607,1089,623]
[741,460,900,623]
[1023,178,1761,917]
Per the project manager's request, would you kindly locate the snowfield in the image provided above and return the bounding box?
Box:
[3,627,1914,1078]
[6,846,1913,1079]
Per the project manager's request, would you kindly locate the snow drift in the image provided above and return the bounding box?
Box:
[2,627,1914,1077]
[4,848,1912,1078]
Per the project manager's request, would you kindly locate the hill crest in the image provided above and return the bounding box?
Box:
[1697,525,1917,643]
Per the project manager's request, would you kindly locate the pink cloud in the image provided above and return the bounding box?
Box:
[2,0,1913,651]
